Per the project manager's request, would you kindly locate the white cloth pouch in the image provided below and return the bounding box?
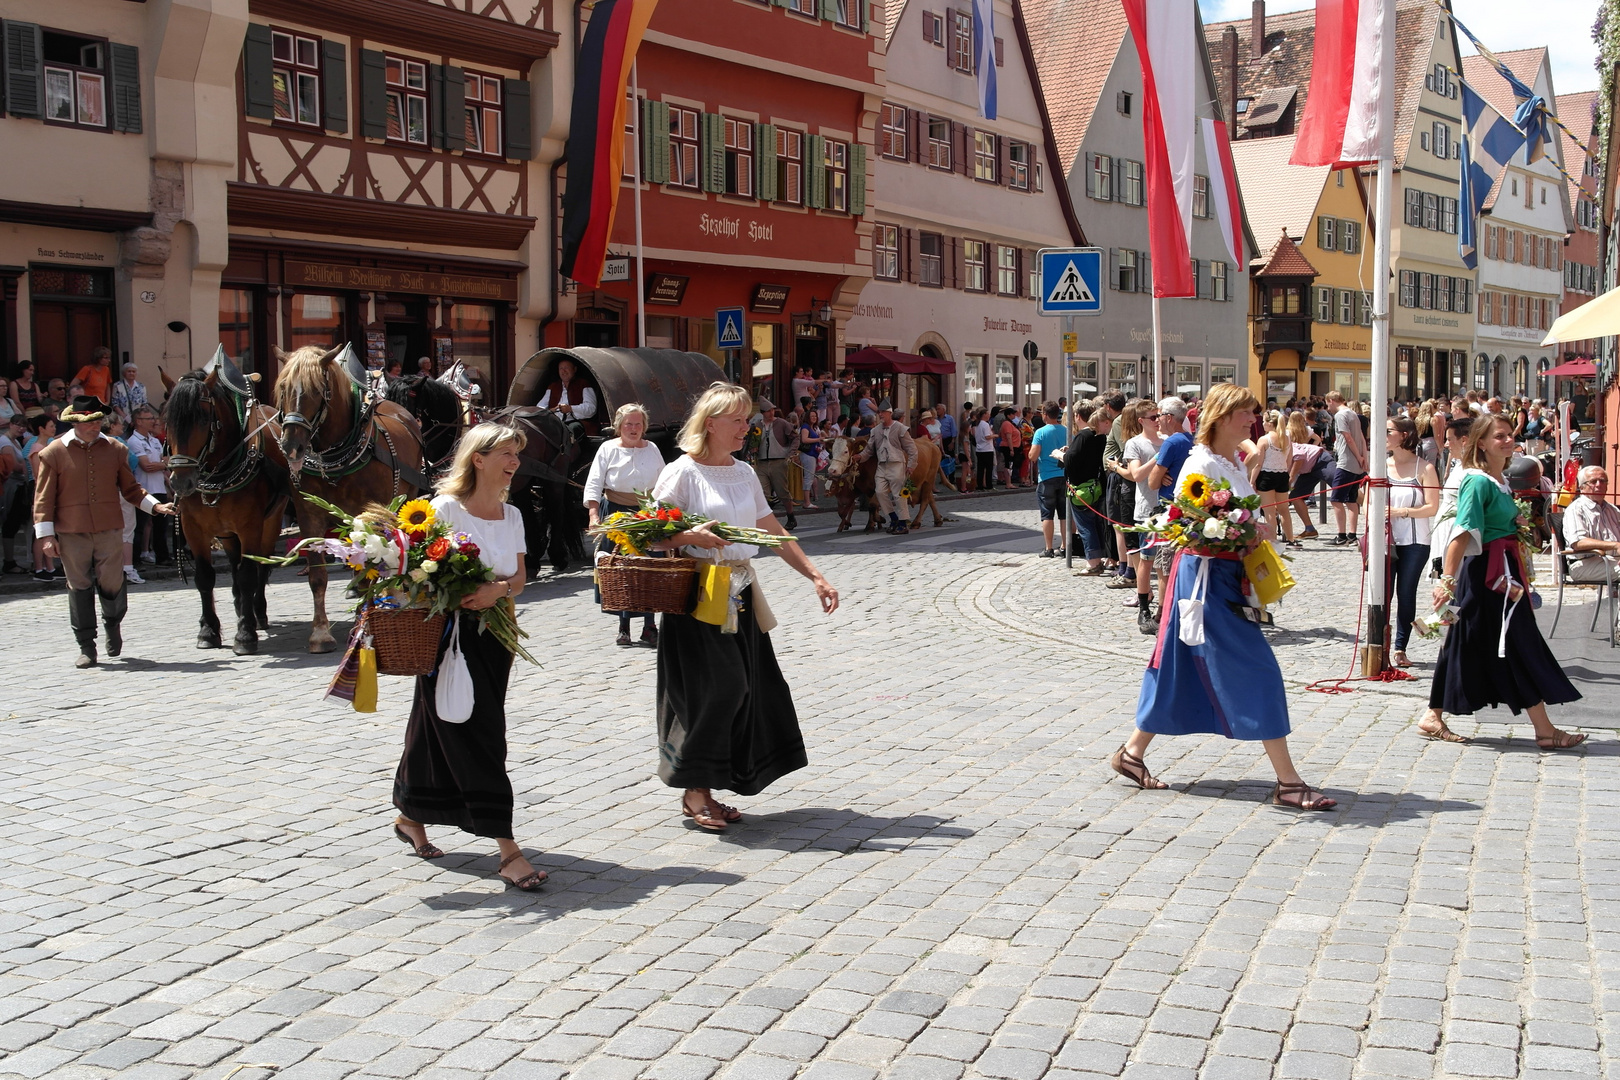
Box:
[1178,556,1212,647]
[434,617,474,723]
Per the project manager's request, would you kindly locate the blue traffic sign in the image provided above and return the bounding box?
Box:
[1037,248,1104,316]
[716,306,746,349]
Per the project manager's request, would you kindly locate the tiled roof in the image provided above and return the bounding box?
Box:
[1241,84,1296,133]
[882,0,905,43]
[1557,90,1598,210]
[1256,230,1318,278]
[1228,134,1331,249]
[1205,0,1446,167]
[1019,0,1131,172]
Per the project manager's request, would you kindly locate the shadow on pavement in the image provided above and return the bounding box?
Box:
[421,856,742,913]
[1177,779,1479,822]
[708,808,974,854]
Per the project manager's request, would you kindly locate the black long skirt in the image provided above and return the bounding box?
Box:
[393,612,516,838]
[1429,551,1581,716]
[655,587,806,796]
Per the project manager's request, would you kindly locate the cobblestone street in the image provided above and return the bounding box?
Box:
[2,491,1616,1080]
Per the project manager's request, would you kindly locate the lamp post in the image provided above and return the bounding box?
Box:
[166,320,192,368]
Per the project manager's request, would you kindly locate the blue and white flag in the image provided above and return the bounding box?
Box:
[973,0,997,120]
[1458,80,1526,270]
[1447,13,1554,164]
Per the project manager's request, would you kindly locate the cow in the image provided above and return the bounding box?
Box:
[827,435,946,533]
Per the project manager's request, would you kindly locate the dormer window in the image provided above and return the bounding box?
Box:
[1235,97,1251,115]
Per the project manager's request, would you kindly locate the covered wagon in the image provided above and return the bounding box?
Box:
[508,347,727,449]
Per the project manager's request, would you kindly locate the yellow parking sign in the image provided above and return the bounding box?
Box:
[1062,332,1078,354]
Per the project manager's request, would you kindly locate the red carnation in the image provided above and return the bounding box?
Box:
[458,540,480,559]
[668,507,683,520]
[426,537,451,561]
[1167,506,1183,521]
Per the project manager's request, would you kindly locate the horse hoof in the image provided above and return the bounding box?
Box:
[197,637,221,650]
[234,638,259,656]
[308,637,336,654]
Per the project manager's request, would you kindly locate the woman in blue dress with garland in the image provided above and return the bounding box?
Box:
[1112,382,1336,811]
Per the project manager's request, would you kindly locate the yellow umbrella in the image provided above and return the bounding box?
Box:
[1543,285,1620,345]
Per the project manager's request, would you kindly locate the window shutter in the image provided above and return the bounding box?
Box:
[503,78,531,160]
[1352,289,1363,325]
[806,133,826,209]
[109,42,142,133]
[1084,153,1096,198]
[700,112,725,193]
[1139,252,1151,293]
[1109,248,1121,290]
[1000,140,1014,186]
[850,143,866,215]
[642,99,671,184]
[821,0,839,20]
[360,49,389,139]
[755,122,777,201]
[242,24,274,120]
[3,20,42,119]
[994,37,1004,66]
[950,237,964,290]
[429,65,446,148]
[1317,216,1329,249]
[957,123,972,176]
[772,0,789,6]
[909,109,925,163]
[1114,157,1126,203]
[441,65,466,151]
[905,228,920,283]
[862,0,871,34]
[1194,259,1207,299]
[318,40,347,133]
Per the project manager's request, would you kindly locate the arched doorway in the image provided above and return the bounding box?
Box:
[1514,356,1529,396]
[1473,353,1489,393]
[1536,357,1551,401]
[1492,355,1507,397]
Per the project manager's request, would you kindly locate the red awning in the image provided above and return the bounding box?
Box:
[1544,358,1598,379]
[842,347,956,375]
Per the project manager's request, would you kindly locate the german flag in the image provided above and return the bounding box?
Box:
[559,0,660,289]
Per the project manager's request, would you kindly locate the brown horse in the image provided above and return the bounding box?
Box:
[828,434,945,532]
[273,344,427,652]
[165,362,292,654]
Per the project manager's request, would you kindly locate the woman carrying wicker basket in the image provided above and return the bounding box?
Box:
[391,423,547,891]
[649,381,839,832]
[585,403,666,646]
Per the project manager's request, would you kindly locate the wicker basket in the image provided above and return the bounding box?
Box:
[367,607,448,676]
[598,554,698,614]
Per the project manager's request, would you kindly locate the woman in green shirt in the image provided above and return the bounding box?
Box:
[1420,415,1581,746]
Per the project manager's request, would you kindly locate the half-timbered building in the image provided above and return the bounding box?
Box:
[222,0,563,395]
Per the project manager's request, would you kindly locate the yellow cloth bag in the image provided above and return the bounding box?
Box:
[353,640,378,713]
[1243,541,1297,607]
[691,563,732,626]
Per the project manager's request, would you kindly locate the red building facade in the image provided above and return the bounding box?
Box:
[547,0,881,406]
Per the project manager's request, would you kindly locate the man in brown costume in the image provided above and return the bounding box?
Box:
[537,357,600,437]
[34,396,175,667]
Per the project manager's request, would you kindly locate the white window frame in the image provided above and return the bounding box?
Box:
[927,116,952,170]
[463,71,503,157]
[919,232,943,287]
[964,239,988,292]
[874,224,900,281]
[273,30,324,130]
[42,33,108,131]
[879,102,907,159]
[724,117,754,197]
[1193,174,1209,219]
[1091,153,1113,200]
[1210,260,1227,301]
[775,127,803,205]
[997,245,1018,295]
[824,138,849,212]
[974,130,998,182]
[384,54,428,146]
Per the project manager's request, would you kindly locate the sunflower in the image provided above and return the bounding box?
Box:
[397,498,435,535]
[1183,473,1212,507]
[607,530,636,553]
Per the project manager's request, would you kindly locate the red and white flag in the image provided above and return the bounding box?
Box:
[1122,0,1196,298]
[1291,0,1391,167]
[1201,118,1243,269]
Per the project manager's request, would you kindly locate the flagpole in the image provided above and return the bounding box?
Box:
[1363,2,1397,676]
[1150,295,1162,401]
[631,60,647,348]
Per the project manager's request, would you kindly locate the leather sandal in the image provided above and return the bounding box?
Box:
[708,800,743,823]
[1536,729,1587,750]
[681,796,727,831]
[1271,781,1337,811]
[1109,746,1168,790]
[393,818,444,859]
[1417,712,1467,743]
[498,851,547,891]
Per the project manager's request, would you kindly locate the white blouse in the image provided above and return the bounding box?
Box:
[583,439,665,508]
[1178,444,1255,499]
[430,496,525,578]
[652,455,772,561]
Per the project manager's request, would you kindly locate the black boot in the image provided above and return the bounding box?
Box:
[98,584,128,657]
[69,588,98,667]
[1136,591,1158,636]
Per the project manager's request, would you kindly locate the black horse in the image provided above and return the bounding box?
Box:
[385,374,465,472]
[488,406,589,574]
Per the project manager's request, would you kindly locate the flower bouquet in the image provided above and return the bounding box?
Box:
[587,494,795,615]
[1131,472,1264,554]
[253,493,536,667]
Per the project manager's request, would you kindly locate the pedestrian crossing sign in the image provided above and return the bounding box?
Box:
[1037,248,1104,316]
[716,307,745,349]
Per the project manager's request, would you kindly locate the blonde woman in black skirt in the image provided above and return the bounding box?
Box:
[391,422,547,891]
[650,382,838,831]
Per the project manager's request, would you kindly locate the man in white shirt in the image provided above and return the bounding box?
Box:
[128,405,171,565]
[537,358,599,436]
[1563,466,1620,584]
[1327,391,1367,545]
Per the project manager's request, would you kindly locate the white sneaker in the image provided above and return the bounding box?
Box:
[124,567,145,584]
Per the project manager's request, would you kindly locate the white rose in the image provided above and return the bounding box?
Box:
[420,560,440,573]
[1203,518,1227,539]
[408,567,428,583]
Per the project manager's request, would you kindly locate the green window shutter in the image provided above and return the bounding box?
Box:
[806,133,826,209]
[440,64,465,151]
[642,99,671,184]
[756,123,777,201]
[359,49,388,139]
[109,43,141,133]
[3,20,43,119]
[320,40,347,133]
[849,143,866,215]
[772,0,790,7]
[428,65,446,147]
[701,112,726,193]
[1139,252,1151,293]
[241,24,274,119]
[862,0,871,32]
[820,0,837,20]
[503,78,530,160]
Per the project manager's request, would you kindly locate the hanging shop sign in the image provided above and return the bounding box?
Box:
[645,273,690,306]
[750,283,791,313]
[284,260,518,302]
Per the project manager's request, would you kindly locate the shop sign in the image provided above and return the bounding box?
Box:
[284,260,518,302]
[750,283,791,313]
[1319,336,1369,354]
[646,273,690,305]
[1129,327,1185,345]
[601,257,631,283]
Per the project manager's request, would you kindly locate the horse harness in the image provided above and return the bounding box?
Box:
[497,406,579,487]
[283,380,432,493]
[166,383,280,506]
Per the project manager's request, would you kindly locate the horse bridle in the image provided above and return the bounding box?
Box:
[167,385,273,506]
[280,376,381,484]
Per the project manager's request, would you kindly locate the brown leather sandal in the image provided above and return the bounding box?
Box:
[393,818,444,859]
[710,801,743,823]
[1417,711,1468,743]
[1109,746,1168,790]
[681,796,727,831]
[498,851,547,891]
[1271,781,1337,811]
[1536,730,1587,750]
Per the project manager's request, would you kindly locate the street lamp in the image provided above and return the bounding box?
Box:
[166,320,192,367]
[808,297,833,323]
